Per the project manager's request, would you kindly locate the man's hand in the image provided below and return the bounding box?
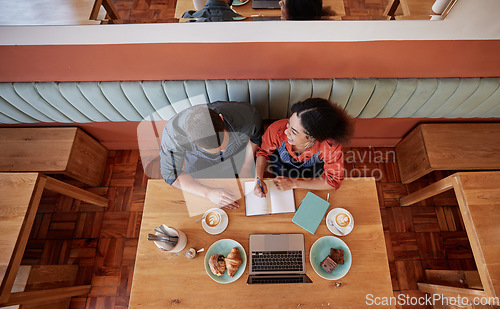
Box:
[273,176,296,191]
[205,188,240,209]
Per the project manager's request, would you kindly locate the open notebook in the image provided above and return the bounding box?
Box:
[244,180,295,216]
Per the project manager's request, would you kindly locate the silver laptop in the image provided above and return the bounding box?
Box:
[251,0,280,9]
[247,234,312,284]
[252,16,281,21]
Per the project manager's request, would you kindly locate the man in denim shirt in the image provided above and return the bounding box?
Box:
[160,102,263,209]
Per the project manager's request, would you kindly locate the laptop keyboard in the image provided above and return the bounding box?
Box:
[251,251,303,272]
[251,277,305,284]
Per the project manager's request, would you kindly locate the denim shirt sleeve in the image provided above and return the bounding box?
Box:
[159,126,187,185]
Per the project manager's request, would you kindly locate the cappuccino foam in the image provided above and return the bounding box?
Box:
[335,213,351,227]
[205,211,221,227]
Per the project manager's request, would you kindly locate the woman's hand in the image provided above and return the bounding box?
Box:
[205,188,240,209]
[253,179,268,198]
[273,176,296,191]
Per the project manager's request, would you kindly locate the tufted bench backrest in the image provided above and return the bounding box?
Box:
[1,78,499,125]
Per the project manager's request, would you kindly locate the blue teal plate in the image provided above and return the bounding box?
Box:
[204,239,247,283]
[310,236,352,280]
[230,8,246,20]
[232,0,249,5]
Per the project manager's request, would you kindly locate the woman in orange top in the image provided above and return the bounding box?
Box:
[254,98,352,197]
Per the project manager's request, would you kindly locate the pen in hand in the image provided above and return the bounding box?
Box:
[256,177,265,195]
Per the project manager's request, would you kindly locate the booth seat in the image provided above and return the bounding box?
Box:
[0,78,499,151]
[1,78,499,124]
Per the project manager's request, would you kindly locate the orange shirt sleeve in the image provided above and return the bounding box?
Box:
[318,142,345,190]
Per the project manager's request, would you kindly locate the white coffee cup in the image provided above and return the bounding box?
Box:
[154,225,187,253]
[333,210,354,234]
[201,208,228,235]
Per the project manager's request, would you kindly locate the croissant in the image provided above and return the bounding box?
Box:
[209,254,226,276]
[225,247,243,277]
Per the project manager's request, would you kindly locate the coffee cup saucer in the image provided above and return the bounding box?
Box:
[326,208,354,236]
[201,208,228,235]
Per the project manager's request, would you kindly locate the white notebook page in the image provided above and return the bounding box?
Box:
[244,180,295,216]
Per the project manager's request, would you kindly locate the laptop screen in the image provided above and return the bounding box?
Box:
[249,234,306,275]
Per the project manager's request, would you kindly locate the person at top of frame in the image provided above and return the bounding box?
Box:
[280,0,328,20]
[182,0,243,22]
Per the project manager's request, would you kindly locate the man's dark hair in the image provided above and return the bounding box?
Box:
[291,98,352,143]
[285,0,323,20]
[185,105,226,150]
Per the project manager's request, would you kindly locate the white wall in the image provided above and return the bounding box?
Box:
[0,0,499,45]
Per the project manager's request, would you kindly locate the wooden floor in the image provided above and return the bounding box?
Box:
[21,147,474,309]
[112,0,391,23]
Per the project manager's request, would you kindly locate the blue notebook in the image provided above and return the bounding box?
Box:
[292,192,330,234]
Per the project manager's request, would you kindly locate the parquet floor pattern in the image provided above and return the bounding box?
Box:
[110,0,390,23]
[111,0,179,23]
[21,147,475,309]
[343,0,391,16]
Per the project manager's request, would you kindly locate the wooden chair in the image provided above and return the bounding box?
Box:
[384,0,400,19]
[419,270,495,309]
[0,173,107,307]
[90,0,121,22]
[341,15,391,20]
[396,124,500,184]
[400,172,500,308]
[0,128,108,187]
[3,265,87,309]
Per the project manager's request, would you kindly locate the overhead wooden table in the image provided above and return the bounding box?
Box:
[130,177,393,308]
[0,173,108,306]
[175,0,345,19]
[401,172,500,302]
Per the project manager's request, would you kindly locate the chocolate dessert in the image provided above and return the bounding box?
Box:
[320,255,338,273]
[330,248,344,265]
